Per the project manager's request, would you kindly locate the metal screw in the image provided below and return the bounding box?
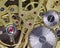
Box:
[0,7,5,11]
[10,8,14,12]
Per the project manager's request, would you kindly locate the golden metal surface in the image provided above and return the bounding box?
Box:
[0,0,60,48]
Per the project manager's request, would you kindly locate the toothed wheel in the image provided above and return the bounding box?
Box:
[0,0,60,48]
[25,2,38,11]
[29,26,56,48]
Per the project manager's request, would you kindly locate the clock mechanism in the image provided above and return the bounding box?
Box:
[0,0,60,48]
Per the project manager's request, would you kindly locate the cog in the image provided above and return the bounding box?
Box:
[0,0,60,48]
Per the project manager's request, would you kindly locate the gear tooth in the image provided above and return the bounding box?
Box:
[0,0,60,48]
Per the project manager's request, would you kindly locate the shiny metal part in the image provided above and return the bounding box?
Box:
[43,11,59,27]
[0,0,60,48]
[6,24,17,35]
[29,26,56,48]
[10,8,14,12]
[56,28,60,37]
[6,24,16,43]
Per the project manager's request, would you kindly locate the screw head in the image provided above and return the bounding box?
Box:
[10,8,14,12]
[0,7,5,11]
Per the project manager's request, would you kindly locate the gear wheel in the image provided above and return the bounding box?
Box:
[29,26,56,48]
[0,0,60,48]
